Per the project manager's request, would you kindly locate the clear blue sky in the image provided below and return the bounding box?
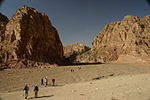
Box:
[0,0,150,46]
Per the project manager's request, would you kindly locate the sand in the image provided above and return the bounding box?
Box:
[0,63,150,100]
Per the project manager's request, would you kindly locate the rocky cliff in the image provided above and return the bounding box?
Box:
[0,13,9,42]
[0,6,63,68]
[92,15,150,62]
[0,13,9,67]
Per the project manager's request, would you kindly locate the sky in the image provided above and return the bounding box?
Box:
[0,0,150,47]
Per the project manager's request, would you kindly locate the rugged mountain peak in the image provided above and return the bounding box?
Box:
[91,15,150,63]
[123,15,141,22]
[0,6,63,68]
[16,6,36,13]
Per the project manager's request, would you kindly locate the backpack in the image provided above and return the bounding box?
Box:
[24,85,29,91]
[34,86,39,91]
[52,79,55,83]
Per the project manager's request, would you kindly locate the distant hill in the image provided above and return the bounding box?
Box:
[64,42,90,64]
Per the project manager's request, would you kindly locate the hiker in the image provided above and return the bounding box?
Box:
[71,69,74,72]
[34,85,39,98]
[23,84,29,99]
[52,78,55,86]
[41,78,44,85]
[45,77,48,86]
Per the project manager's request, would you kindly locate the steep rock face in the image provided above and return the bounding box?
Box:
[64,42,90,64]
[0,13,9,66]
[0,13,9,42]
[0,6,63,68]
[92,15,150,62]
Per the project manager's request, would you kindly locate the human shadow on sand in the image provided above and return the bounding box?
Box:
[28,95,54,99]
[67,62,105,66]
[44,83,64,87]
[49,84,64,87]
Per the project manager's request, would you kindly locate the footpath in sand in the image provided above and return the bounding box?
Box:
[1,74,150,100]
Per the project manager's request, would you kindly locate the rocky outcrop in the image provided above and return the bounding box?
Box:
[74,50,98,63]
[92,15,150,62]
[0,6,63,68]
[64,42,90,64]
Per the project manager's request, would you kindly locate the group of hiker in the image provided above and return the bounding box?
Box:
[40,77,55,86]
[41,77,56,86]
[23,84,39,99]
[23,77,56,99]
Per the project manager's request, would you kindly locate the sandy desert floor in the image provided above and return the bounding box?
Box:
[1,63,150,100]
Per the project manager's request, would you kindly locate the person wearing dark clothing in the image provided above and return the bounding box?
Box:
[23,84,29,99]
[41,78,44,85]
[52,79,55,86]
[34,86,39,98]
